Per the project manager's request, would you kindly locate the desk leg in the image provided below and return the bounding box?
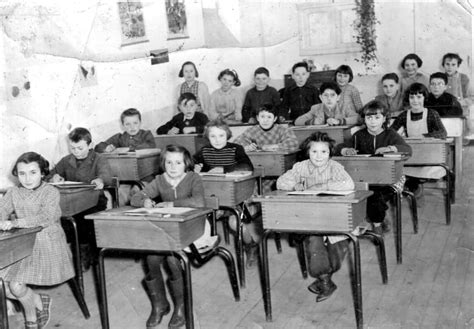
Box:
[97,248,110,329]
[63,216,84,293]
[261,230,272,322]
[346,234,363,329]
[389,187,403,264]
[174,251,194,329]
[0,278,8,329]
[221,206,245,288]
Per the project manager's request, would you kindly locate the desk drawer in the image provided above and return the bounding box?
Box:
[94,215,206,251]
[261,201,366,231]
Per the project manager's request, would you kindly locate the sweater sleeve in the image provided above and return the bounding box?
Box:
[46,156,68,181]
[327,162,355,190]
[276,162,304,190]
[341,105,360,125]
[95,133,121,152]
[227,144,253,172]
[234,127,254,147]
[16,186,61,228]
[424,110,447,139]
[130,177,161,207]
[157,115,180,135]
[386,129,412,155]
[173,174,205,207]
[135,130,156,149]
[390,112,407,134]
[277,127,300,152]
[0,188,14,221]
[294,108,316,126]
[194,113,209,134]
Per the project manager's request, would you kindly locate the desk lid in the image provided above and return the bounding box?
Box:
[200,171,260,182]
[253,190,372,203]
[290,124,353,130]
[85,206,212,222]
[0,227,42,241]
[333,155,409,162]
[102,148,161,158]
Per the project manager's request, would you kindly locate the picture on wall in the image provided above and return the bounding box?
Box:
[118,1,149,46]
[166,0,188,40]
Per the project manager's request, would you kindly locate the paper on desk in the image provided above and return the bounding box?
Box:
[199,171,252,178]
[125,207,195,215]
[287,190,354,196]
[50,181,96,188]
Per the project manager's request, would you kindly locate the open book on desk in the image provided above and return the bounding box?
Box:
[50,181,96,189]
[199,171,253,178]
[287,190,354,196]
[110,148,161,156]
[124,207,195,216]
[348,152,408,159]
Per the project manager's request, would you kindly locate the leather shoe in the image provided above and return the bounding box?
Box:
[316,274,337,302]
[307,278,321,294]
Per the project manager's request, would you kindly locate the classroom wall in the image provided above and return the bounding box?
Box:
[0,0,471,186]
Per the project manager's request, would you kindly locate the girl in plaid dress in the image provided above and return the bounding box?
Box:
[0,152,74,329]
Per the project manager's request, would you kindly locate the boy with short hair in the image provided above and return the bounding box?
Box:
[294,82,359,126]
[48,127,113,270]
[156,93,209,135]
[242,67,281,123]
[95,108,156,152]
[374,73,405,118]
[235,104,299,152]
[425,72,463,117]
[281,62,320,122]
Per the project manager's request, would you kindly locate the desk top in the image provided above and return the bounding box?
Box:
[247,150,299,156]
[199,171,260,183]
[85,206,212,222]
[253,190,372,204]
[333,155,409,162]
[0,227,42,242]
[101,148,161,158]
[155,134,202,138]
[404,138,453,144]
[290,125,353,131]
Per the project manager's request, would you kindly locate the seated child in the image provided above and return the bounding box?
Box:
[47,127,113,270]
[277,132,354,302]
[425,72,463,117]
[157,93,209,135]
[194,119,253,173]
[242,67,281,123]
[334,65,363,114]
[335,100,412,234]
[281,62,321,122]
[0,152,75,328]
[130,145,216,329]
[95,108,156,152]
[374,73,405,118]
[208,69,243,123]
[235,104,299,153]
[391,83,448,196]
[400,53,429,93]
[294,82,359,126]
[175,61,210,113]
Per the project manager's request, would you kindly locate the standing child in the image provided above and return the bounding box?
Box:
[335,100,412,234]
[175,61,210,113]
[391,83,448,196]
[157,93,209,135]
[277,132,354,302]
[281,62,320,122]
[334,65,363,114]
[95,108,156,152]
[130,145,217,329]
[374,73,405,118]
[400,53,430,92]
[47,127,113,270]
[0,152,75,328]
[294,82,359,126]
[425,72,463,117]
[208,69,243,123]
[242,67,281,123]
[194,119,253,174]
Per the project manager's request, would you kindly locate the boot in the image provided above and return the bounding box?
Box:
[145,277,170,328]
[307,278,321,294]
[168,278,185,329]
[245,243,259,269]
[316,274,337,303]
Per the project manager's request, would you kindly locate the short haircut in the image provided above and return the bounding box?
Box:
[12,152,50,177]
[300,132,335,158]
[442,53,463,66]
[178,61,199,78]
[430,72,448,84]
[360,100,389,128]
[254,67,270,77]
[68,127,92,145]
[292,62,309,73]
[404,82,429,102]
[381,73,399,84]
[256,103,278,117]
[401,53,423,68]
[159,145,194,173]
[178,92,197,107]
[120,108,141,123]
[320,82,341,95]
[335,65,354,82]
[218,69,241,87]
[203,118,232,141]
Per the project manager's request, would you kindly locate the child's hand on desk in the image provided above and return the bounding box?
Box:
[245,143,258,152]
[261,144,279,152]
[155,201,174,208]
[104,144,116,153]
[327,118,340,126]
[375,146,395,154]
[143,199,155,208]
[91,178,104,190]
[182,127,195,134]
[51,174,65,183]
[0,220,16,231]
[168,127,180,135]
[208,167,224,173]
[294,183,305,191]
[341,148,358,156]
[194,163,203,173]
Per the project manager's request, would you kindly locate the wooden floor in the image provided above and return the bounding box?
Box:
[9,146,474,329]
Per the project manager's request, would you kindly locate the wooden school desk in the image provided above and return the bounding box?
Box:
[0,227,41,329]
[333,155,408,264]
[253,190,378,329]
[154,135,207,155]
[404,138,453,224]
[441,117,463,201]
[102,149,161,188]
[86,207,238,329]
[58,185,100,292]
[290,125,354,145]
[246,150,298,177]
[200,172,260,287]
